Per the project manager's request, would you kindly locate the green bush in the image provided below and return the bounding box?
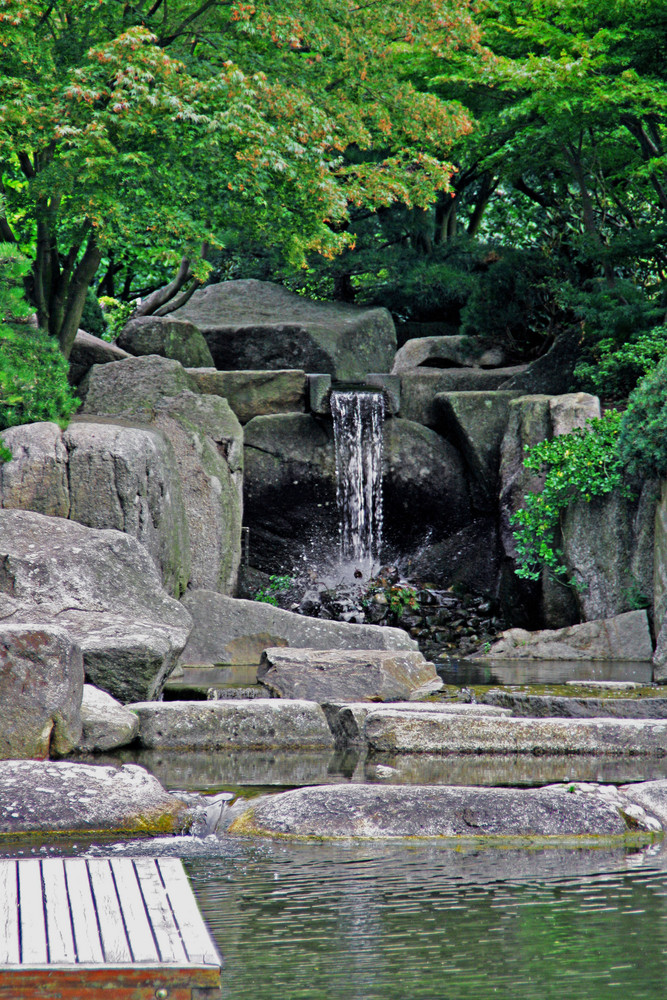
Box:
[0,244,79,459]
[574,324,667,401]
[618,355,667,480]
[510,411,629,581]
[80,288,108,339]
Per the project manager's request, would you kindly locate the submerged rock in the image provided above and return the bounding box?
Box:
[0,760,188,834]
[482,611,653,661]
[257,647,442,702]
[229,783,649,839]
[0,625,84,759]
[179,591,418,667]
[0,510,192,703]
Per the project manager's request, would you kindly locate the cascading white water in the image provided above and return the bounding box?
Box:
[330,388,385,577]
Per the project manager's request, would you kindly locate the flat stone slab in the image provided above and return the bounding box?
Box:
[325,701,510,747]
[483,691,667,719]
[129,699,336,750]
[257,648,442,701]
[179,590,417,666]
[0,760,188,835]
[364,711,667,755]
[229,783,651,839]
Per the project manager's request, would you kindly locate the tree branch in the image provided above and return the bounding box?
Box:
[134,256,192,315]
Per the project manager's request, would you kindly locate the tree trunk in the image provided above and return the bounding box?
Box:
[58,234,102,358]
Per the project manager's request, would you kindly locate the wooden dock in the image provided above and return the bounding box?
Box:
[0,856,222,998]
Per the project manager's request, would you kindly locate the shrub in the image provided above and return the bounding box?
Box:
[510,411,629,581]
[618,355,667,480]
[574,324,667,401]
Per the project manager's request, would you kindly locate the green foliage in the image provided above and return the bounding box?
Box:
[98,297,136,341]
[510,411,628,581]
[0,326,79,436]
[254,575,294,607]
[618,355,667,480]
[80,289,108,340]
[364,581,419,620]
[574,324,667,401]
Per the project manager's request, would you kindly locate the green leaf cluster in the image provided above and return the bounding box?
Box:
[254,574,294,606]
[574,323,667,401]
[618,355,667,480]
[510,411,628,581]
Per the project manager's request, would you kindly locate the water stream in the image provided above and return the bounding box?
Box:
[331,388,385,577]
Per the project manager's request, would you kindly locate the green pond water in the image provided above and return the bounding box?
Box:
[185,839,667,1000]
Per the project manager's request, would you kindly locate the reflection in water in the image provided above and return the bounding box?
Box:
[187,840,667,1000]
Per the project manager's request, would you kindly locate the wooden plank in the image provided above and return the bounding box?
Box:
[42,859,76,964]
[18,860,47,965]
[133,858,188,964]
[109,858,160,964]
[158,859,221,966]
[0,861,19,964]
[64,858,104,964]
[87,860,133,964]
[0,963,218,998]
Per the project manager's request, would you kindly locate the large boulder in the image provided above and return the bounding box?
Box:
[117,315,215,368]
[229,783,647,839]
[435,391,522,509]
[499,331,582,395]
[0,420,191,598]
[560,481,658,623]
[399,368,527,427]
[391,336,507,373]
[257,648,442,701]
[483,610,653,661]
[172,279,397,380]
[0,510,193,702]
[243,413,471,573]
[129,699,336,750]
[77,685,140,752]
[0,625,84,759]
[80,355,243,594]
[0,760,188,834]
[189,368,307,424]
[68,330,131,385]
[179,590,418,666]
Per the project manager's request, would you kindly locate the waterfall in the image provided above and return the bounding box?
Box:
[330,388,385,576]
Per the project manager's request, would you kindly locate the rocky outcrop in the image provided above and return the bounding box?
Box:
[0,760,188,834]
[0,510,193,703]
[257,648,442,701]
[129,700,336,750]
[399,368,527,427]
[117,315,215,368]
[0,625,84,759]
[436,391,522,509]
[482,610,653,661]
[560,481,658,623]
[499,332,582,395]
[364,708,667,755]
[0,419,191,598]
[80,355,243,594]
[189,368,307,424]
[68,330,131,385]
[172,279,397,380]
[77,685,140,752]
[178,591,418,666]
[392,336,507,373]
[243,412,471,572]
[229,783,650,839]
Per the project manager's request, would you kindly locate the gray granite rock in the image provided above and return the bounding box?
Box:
[229,783,644,839]
[325,701,510,748]
[483,611,653,661]
[129,700,336,750]
[179,591,417,666]
[188,368,307,423]
[0,625,84,759]
[117,315,215,368]
[392,336,507,373]
[0,760,188,834]
[257,648,442,702]
[80,355,243,594]
[0,510,193,703]
[172,279,396,381]
[482,691,667,719]
[364,710,667,755]
[399,368,527,427]
[0,421,70,517]
[69,330,131,385]
[77,685,140,752]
